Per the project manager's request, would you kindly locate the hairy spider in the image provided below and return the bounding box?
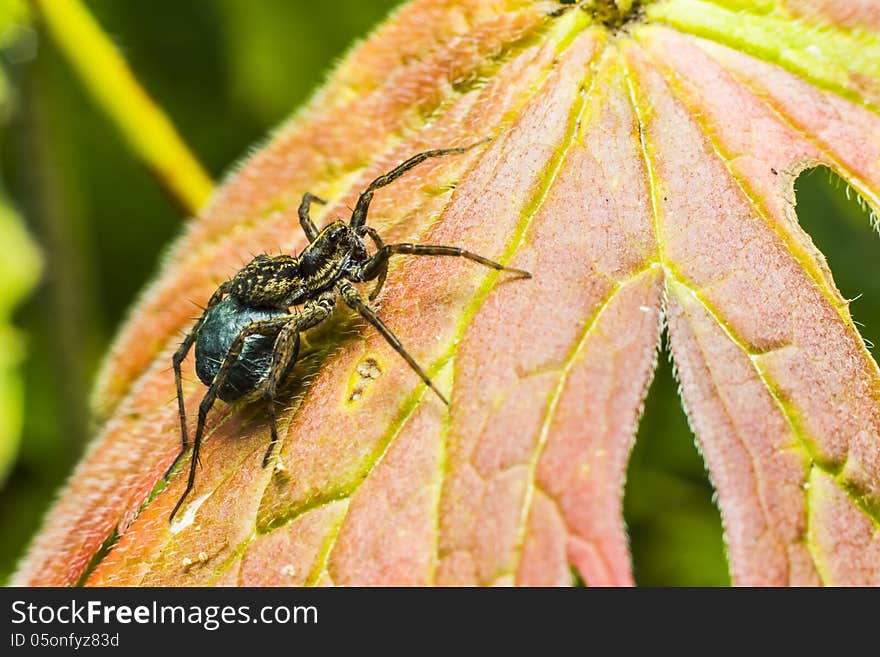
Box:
[166,142,531,522]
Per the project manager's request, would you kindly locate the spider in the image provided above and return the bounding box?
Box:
[166,141,531,522]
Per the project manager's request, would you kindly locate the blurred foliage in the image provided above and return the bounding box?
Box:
[30,0,213,214]
[0,0,875,586]
[0,193,41,485]
[0,0,41,483]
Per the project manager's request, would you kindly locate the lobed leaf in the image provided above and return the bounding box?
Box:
[14,0,880,586]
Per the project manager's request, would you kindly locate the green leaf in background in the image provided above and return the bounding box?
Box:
[0,0,27,44]
[0,195,41,483]
[0,0,41,485]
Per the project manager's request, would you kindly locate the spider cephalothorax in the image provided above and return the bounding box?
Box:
[166,142,531,521]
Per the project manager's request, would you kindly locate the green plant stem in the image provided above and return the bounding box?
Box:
[28,0,213,215]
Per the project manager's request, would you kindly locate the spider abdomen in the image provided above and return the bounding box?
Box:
[194,295,285,403]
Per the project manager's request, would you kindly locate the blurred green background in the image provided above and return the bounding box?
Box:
[0,0,876,586]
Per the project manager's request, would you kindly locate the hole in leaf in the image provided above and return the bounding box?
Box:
[349,356,382,402]
[794,167,880,354]
[624,341,730,586]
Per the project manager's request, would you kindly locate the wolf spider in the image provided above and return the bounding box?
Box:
[166,142,531,521]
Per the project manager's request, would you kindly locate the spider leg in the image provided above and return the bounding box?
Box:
[349,140,490,229]
[260,327,300,468]
[350,243,531,288]
[165,281,232,482]
[257,292,336,467]
[298,192,325,242]
[359,225,388,300]
[169,385,217,523]
[337,281,448,405]
[168,316,290,522]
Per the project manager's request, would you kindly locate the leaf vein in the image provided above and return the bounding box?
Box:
[508,266,660,582]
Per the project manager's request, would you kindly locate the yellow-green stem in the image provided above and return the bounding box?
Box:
[29,0,213,214]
